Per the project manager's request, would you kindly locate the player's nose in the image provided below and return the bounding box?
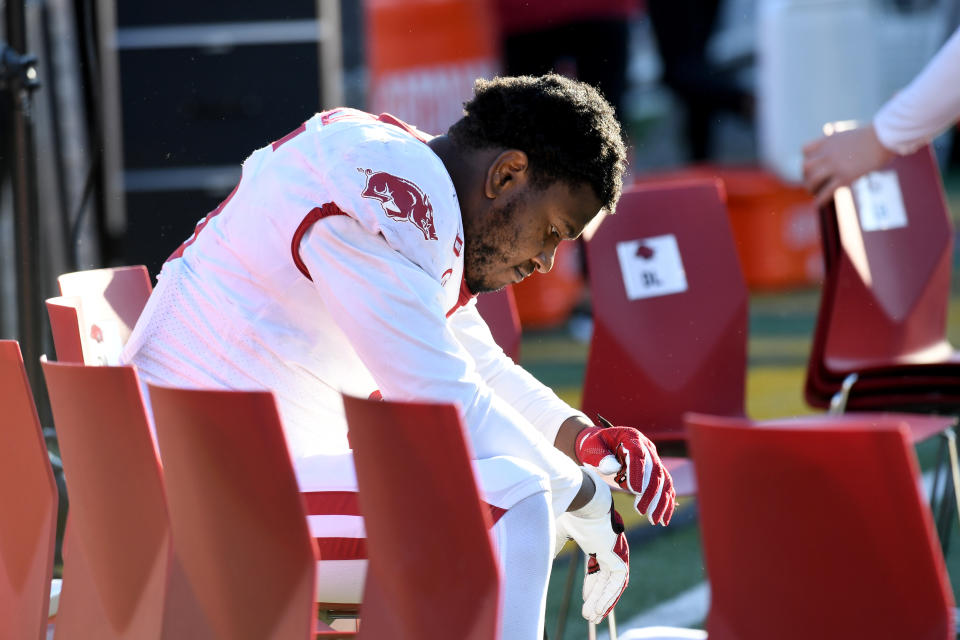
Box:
[533,245,557,273]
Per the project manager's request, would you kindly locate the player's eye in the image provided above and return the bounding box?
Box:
[550,225,561,239]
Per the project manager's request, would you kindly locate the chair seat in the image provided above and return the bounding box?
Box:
[756,413,957,445]
[822,345,960,376]
[809,369,960,398]
[834,392,960,415]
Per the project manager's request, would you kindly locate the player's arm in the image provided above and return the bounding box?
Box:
[299,214,592,514]
[450,302,675,524]
[448,301,592,449]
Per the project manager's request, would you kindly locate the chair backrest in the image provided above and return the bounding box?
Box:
[475,285,522,363]
[45,297,87,364]
[343,395,500,640]
[686,412,954,640]
[41,360,202,639]
[582,180,748,442]
[0,341,58,640]
[813,146,953,374]
[148,385,317,640]
[56,266,152,364]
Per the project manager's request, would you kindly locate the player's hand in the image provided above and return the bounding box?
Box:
[802,125,896,207]
[555,469,629,623]
[575,417,676,525]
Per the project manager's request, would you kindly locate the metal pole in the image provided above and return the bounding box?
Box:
[3,0,43,402]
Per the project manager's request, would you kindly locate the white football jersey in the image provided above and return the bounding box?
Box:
[123,108,586,512]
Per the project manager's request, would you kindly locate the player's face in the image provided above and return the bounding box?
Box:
[464,181,602,294]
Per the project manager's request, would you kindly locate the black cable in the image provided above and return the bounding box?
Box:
[69,0,103,267]
[39,3,76,273]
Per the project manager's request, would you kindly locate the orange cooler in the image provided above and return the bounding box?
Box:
[365,0,500,135]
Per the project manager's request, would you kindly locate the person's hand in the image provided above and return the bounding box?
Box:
[802,125,896,207]
[575,418,676,525]
[555,469,630,624]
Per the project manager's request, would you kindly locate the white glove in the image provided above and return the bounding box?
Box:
[556,467,630,623]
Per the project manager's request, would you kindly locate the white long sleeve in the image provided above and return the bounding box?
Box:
[449,301,590,446]
[299,215,583,515]
[873,26,960,155]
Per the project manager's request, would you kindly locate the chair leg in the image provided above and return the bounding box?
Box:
[944,427,960,533]
[931,428,960,556]
[931,434,947,521]
[936,480,955,557]
[587,610,619,640]
[828,373,858,415]
[938,427,960,555]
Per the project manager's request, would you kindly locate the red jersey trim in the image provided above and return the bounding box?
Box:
[316,537,367,561]
[377,112,433,143]
[271,122,306,151]
[306,489,505,562]
[291,202,350,280]
[303,490,362,516]
[165,181,241,264]
[446,277,476,317]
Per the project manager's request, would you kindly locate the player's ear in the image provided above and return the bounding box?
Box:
[484,149,529,199]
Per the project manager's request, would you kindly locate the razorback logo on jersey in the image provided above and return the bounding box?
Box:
[358,168,438,241]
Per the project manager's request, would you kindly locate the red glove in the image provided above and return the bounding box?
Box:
[575,417,676,525]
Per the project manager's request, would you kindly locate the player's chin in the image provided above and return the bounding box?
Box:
[466,270,512,295]
[472,280,508,295]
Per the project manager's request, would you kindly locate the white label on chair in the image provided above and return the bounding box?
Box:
[87,318,124,366]
[616,235,688,300]
[853,170,908,231]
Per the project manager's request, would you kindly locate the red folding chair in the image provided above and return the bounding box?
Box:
[147,385,356,639]
[475,285,522,363]
[41,361,211,639]
[342,394,500,640]
[806,145,960,412]
[54,266,153,365]
[0,342,59,640]
[802,144,960,546]
[582,180,748,447]
[684,412,954,640]
[45,297,86,364]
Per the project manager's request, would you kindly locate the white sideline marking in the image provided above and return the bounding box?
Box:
[600,583,710,640]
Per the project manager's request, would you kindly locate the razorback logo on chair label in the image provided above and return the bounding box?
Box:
[358,168,438,241]
[616,234,688,300]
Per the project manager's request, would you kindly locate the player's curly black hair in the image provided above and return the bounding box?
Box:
[448,74,627,214]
